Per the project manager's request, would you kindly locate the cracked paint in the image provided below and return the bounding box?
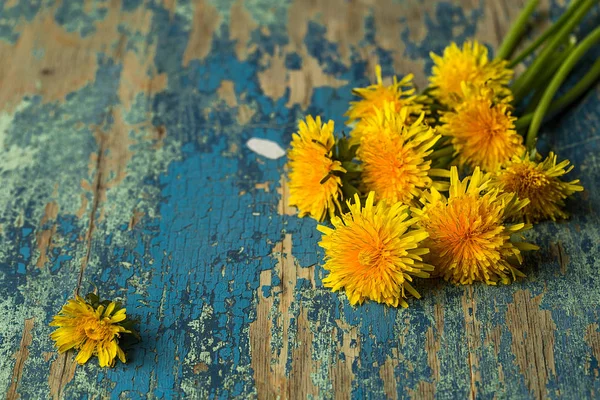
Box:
[1,0,599,398]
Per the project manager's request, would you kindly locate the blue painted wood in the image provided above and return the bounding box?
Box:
[0,0,599,399]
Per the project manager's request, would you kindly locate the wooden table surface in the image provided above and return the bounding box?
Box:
[1,0,599,399]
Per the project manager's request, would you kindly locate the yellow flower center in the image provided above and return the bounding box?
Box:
[422,192,509,284]
[362,144,415,198]
[358,246,384,268]
[357,112,437,204]
[501,164,549,196]
[441,95,524,172]
[441,196,502,255]
[464,101,510,140]
[82,317,114,341]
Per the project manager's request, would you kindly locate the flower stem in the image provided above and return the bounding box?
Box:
[430,146,455,159]
[516,56,600,130]
[512,0,596,104]
[509,0,585,67]
[522,37,577,114]
[497,0,540,60]
[431,157,454,170]
[526,26,600,149]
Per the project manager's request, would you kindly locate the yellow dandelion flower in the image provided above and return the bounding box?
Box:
[317,192,433,307]
[493,152,584,222]
[287,116,346,221]
[415,167,538,285]
[357,106,445,205]
[440,86,525,172]
[346,65,426,145]
[50,296,131,367]
[429,40,512,108]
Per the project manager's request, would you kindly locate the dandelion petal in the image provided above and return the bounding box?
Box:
[246,138,285,160]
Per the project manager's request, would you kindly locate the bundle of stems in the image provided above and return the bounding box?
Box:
[497,0,600,149]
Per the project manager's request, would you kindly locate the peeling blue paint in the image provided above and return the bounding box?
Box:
[1,0,600,399]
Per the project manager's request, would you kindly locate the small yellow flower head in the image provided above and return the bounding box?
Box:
[440,86,525,172]
[429,40,512,108]
[287,116,346,221]
[493,152,584,222]
[415,167,538,285]
[346,65,426,145]
[50,295,132,367]
[357,106,442,205]
[318,192,433,307]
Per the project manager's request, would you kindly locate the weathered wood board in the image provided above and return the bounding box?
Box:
[1,0,599,398]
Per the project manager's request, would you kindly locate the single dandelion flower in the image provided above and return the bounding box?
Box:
[357,106,447,205]
[287,116,346,221]
[50,295,134,367]
[440,86,525,172]
[493,152,584,222]
[317,192,433,307]
[429,40,512,108]
[346,65,427,146]
[415,167,538,285]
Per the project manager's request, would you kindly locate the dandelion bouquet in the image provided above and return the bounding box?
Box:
[285,0,595,307]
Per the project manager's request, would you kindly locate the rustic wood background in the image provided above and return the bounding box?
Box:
[1,0,599,399]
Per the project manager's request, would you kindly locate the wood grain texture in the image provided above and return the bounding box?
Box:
[6,318,34,400]
[0,0,598,399]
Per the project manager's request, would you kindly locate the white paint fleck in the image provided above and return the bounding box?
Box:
[246,138,285,160]
[199,351,212,364]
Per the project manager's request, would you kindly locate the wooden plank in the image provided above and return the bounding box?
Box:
[1,0,599,399]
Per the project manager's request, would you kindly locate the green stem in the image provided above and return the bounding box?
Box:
[509,0,585,67]
[431,157,454,170]
[516,56,600,130]
[430,146,455,159]
[512,0,596,104]
[526,26,600,149]
[497,0,540,60]
[523,37,577,114]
